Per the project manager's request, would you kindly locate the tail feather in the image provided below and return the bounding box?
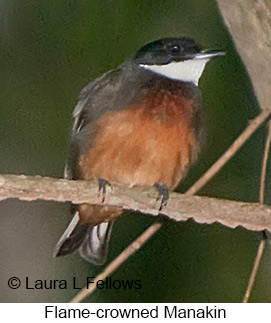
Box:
[54,212,114,266]
[79,221,114,265]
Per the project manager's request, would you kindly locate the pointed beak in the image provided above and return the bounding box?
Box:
[193,49,225,60]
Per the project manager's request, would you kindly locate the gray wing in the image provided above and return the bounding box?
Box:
[64,66,127,180]
[57,68,126,265]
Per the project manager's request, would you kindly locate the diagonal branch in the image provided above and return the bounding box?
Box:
[186,111,271,195]
[242,233,267,303]
[70,222,162,303]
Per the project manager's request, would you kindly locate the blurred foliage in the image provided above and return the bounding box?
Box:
[0,0,270,302]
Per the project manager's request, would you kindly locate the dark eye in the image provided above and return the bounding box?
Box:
[168,44,180,55]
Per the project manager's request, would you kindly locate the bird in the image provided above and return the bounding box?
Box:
[54,37,224,265]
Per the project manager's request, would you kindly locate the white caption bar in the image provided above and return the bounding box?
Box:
[1,303,270,322]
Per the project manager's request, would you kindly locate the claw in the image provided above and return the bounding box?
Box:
[154,182,169,211]
[98,178,111,203]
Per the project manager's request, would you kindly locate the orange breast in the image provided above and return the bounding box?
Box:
[79,90,201,190]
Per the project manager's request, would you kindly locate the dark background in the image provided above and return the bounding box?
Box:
[0,0,270,302]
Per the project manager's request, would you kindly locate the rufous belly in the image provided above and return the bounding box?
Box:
[79,91,201,191]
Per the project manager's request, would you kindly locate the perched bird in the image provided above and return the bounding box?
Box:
[54,37,224,265]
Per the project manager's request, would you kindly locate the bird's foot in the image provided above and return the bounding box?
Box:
[98,178,111,203]
[154,182,169,211]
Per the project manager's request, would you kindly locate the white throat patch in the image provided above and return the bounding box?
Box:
[139,58,209,85]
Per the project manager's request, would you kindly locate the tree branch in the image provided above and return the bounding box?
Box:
[0,174,271,232]
[216,0,271,112]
